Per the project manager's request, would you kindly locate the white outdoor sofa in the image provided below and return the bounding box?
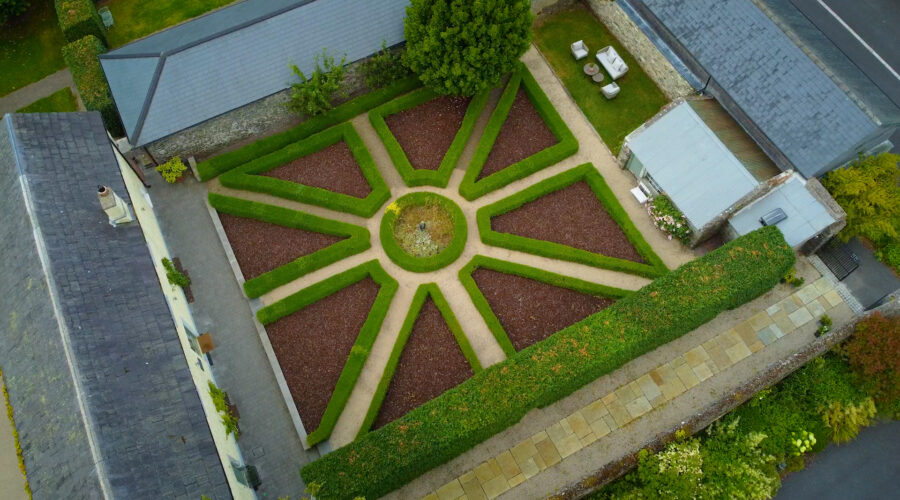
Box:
[596,46,628,80]
[571,40,589,60]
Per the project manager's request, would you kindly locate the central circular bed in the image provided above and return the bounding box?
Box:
[380,192,467,272]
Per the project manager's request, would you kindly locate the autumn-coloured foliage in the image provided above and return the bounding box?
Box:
[841,312,900,415]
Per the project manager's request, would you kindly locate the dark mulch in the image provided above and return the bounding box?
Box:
[490,181,645,263]
[373,297,473,429]
[264,277,381,431]
[385,95,472,171]
[261,140,372,198]
[471,269,614,351]
[218,212,344,280]
[479,89,558,180]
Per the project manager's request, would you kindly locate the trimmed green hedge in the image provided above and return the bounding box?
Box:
[197,76,421,180]
[369,87,490,187]
[218,122,390,218]
[55,0,106,44]
[208,193,371,298]
[256,260,398,446]
[477,163,668,279]
[459,64,578,201]
[301,227,795,499]
[356,283,482,438]
[61,35,124,137]
[379,192,468,272]
[459,255,633,355]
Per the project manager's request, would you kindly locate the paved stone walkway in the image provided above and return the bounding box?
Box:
[0,374,28,500]
[0,69,83,114]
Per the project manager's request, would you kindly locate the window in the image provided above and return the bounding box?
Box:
[230,459,249,487]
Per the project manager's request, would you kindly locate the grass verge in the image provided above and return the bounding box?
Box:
[380,192,467,272]
[101,0,235,48]
[477,163,668,278]
[16,88,78,113]
[0,2,66,97]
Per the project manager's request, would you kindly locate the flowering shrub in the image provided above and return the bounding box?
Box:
[156,156,187,183]
[647,195,692,245]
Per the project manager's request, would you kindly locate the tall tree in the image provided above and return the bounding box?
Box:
[822,152,900,242]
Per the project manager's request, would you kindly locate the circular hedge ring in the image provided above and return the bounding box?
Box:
[380,192,467,272]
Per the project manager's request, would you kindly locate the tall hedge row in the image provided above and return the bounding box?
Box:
[61,35,124,137]
[300,226,795,499]
[55,0,106,45]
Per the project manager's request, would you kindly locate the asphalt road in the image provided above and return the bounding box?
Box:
[776,420,900,500]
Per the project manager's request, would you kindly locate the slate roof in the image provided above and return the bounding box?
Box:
[0,112,230,499]
[632,0,879,178]
[101,0,409,147]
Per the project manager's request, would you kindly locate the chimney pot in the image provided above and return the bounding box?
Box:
[97,185,134,226]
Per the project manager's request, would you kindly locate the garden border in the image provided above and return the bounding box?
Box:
[459,63,578,201]
[477,163,668,279]
[368,87,490,187]
[459,255,633,355]
[379,192,468,272]
[256,260,398,446]
[356,283,483,438]
[218,122,390,218]
[207,193,371,298]
[196,76,421,180]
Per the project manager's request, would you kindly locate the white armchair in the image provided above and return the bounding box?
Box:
[571,40,589,60]
[596,46,628,80]
[601,82,620,99]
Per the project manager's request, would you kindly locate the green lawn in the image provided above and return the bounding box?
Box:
[0,2,67,97]
[100,0,237,48]
[16,88,79,113]
[534,5,669,153]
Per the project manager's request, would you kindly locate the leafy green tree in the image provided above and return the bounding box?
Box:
[403,0,534,96]
[0,0,28,25]
[288,49,347,117]
[361,40,411,89]
[822,152,900,243]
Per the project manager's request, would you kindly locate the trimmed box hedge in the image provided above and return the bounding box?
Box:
[477,163,668,279]
[55,0,106,44]
[368,87,490,187]
[208,193,371,298]
[218,122,390,218]
[197,76,421,180]
[459,255,633,355]
[256,260,398,446]
[459,64,578,201]
[379,192,467,272]
[301,226,795,498]
[356,283,482,438]
[61,35,124,137]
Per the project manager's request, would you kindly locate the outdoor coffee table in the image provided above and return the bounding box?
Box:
[583,63,600,76]
[592,72,605,83]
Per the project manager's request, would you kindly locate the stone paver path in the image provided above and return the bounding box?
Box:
[0,69,83,114]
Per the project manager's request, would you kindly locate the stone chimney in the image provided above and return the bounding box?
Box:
[97,185,134,227]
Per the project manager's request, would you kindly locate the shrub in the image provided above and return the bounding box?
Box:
[822,398,876,443]
[61,35,124,137]
[208,382,240,438]
[841,312,900,416]
[161,258,190,288]
[155,156,187,183]
[301,227,795,499]
[874,240,900,272]
[822,152,900,243]
[404,0,533,96]
[647,195,692,245]
[54,0,106,44]
[815,314,832,337]
[288,49,347,117]
[0,0,28,25]
[782,268,805,287]
[361,40,412,89]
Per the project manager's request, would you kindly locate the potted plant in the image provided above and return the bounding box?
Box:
[156,156,188,183]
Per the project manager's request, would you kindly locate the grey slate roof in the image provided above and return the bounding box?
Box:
[0,112,229,499]
[634,0,878,178]
[101,0,410,147]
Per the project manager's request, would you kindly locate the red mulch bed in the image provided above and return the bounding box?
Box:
[373,297,473,429]
[490,181,645,263]
[218,213,344,280]
[261,140,372,198]
[264,277,381,431]
[479,89,558,180]
[471,269,614,351]
[385,95,472,171]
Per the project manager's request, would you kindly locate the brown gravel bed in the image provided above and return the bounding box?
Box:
[262,140,372,197]
[374,297,473,428]
[264,278,381,431]
[490,181,645,263]
[479,89,558,180]
[385,95,471,171]
[471,269,614,351]
[218,213,344,280]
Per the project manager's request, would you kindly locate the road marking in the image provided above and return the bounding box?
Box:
[817,0,900,81]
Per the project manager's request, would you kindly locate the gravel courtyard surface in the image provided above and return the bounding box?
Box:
[385,95,471,171]
[491,181,645,263]
[480,89,558,179]
[265,277,381,431]
[471,269,614,351]
[374,297,474,429]
[262,140,372,198]
[218,213,344,279]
